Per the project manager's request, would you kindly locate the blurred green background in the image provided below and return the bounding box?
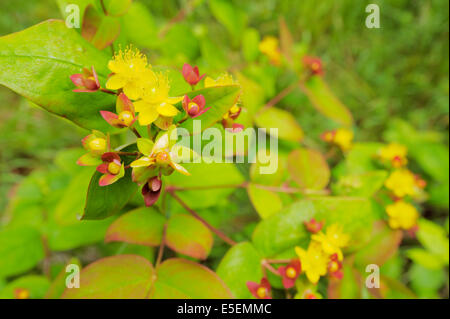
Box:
[0,0,448,298]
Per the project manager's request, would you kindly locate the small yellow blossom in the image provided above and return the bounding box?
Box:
[258,36,281,65]
[295,242,329,284]
[385,169,416,198]
[106,47,156,100]
[134,72,183,126]
[334,128,354,151]
[379,143,408,167]
[386,201,419,230]
[311,223,350,261]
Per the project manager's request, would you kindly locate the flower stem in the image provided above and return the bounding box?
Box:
[130,127,142,138]
[168,190,237,246]
[100,88,118,95]
[156,224,167,268]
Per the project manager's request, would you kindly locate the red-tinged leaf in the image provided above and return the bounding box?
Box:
[82,5,121,50]
[287,148,330,190]
[105,207,165,246]
[301,76,353,127]
[354,221,403,268]
[62,255,154,299]
[150,258,233,299]
[165,214,213,260]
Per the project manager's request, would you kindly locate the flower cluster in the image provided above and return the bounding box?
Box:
[377,143,426,231]
[70,47,225,207]
[247,221,349,299]
[259,36,282,65]
[321,128,354,152]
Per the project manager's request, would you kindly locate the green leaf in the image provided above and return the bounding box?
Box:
[254,107,304,142]
[82,5,121,50]
[121,1,158,48]
[0,20,116,131]
[406,248,446,270]
[166,162,244,209]
[62,255,154,298]
[332,170,388,197]
[103,0,132,16]
[209,0,247,47]
[416,218,449,264]
[247,184,282,219]
[287,148,330,190]
[252,197,376,256]
[242,28,260,62]
[105,207,166,246]
[0,275,50,299]
[83,145,139,220]
[216,242,263,299]
[150,258,233,298]
[354,222,403,268]
[179,85,241,134]
[45,258,81,299]
[302,76,353,127]
[166,214,213,260]
[0,227,45,278]
[327,264,361,299]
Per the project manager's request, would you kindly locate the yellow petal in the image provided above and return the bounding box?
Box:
[134,100,150,112]
[170,162,190,176]
[106,75,126,90]
[138,108,159,126]
[166,96,184,104]
[108,60,121,74]
[152,134,169,153]
[157,102,179,117]
[130,157,154,168]
[123,83,142,100]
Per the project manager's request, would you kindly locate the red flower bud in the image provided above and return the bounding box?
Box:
[277,259,302,289]
[304,218,324,234]
[182,63,205,86]
[182,95,210,118]
[328,253,343,280]
[71,66,100,92]
[142,177,162,207]
[246,278,272,299]
[303,56,324,76]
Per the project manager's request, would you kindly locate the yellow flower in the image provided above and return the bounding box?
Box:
[384,169,416,198]
[379,143,408,167]
[130,128,190,177]
[106,47,156,100]
[258,36,281,65]
[311,223,350,261]
[295,242,329,284]
[134,72,183,126]
[386,201,419,230]
[333,128,354,151]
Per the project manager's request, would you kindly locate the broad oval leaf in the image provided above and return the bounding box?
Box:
[103,0,132,16]
[287,148,330,190]
[166,214,213,260]
[301,76,353,127]
[83,144,139,220]
[105,207,166,246]
[216,242,263,299]
[0,20,116,131]
[247,184,282,219]
[0,227,45,278]
[62,254,154,299]
[254,107,304,142]
[82,5,121,50]
[150,258,233,299]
